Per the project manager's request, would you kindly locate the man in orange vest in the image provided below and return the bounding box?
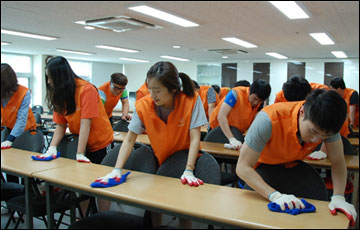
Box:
[209,79,271,149]
[99,73,131,125]
[330,77,358,136]
[236,89,357,226]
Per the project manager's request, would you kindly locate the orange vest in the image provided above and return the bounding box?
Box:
[274,90,287,103]
[1,85,36,131]
[219,87,231,100]
[310,82,329,90]
[339,88,356,137]
[136,83,150,101]
[199,85,219,120]
[63,78,113,152]
[136,92,198,165]
[99,81,121,118]
[259,101,321,167]
[209,87,259,132]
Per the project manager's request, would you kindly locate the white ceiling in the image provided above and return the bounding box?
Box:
[1,1,359,64]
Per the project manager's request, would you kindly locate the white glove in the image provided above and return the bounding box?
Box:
[76,153,91,163]
[43,146,58,157]
[1,140,13,149]
[228,137,242,150]
[180,170,204,187]
[306,150,327,160]
[269,191,305,211]
[329,195,357,227]
[96,168,122,183]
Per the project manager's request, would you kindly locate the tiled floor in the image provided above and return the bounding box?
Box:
[1,201,222,229]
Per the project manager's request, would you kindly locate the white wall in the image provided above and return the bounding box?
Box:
[32,55,47,109]
[91,62,123,88]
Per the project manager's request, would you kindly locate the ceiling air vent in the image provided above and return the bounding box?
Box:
[208,49,248,55]
[85,16,161,32]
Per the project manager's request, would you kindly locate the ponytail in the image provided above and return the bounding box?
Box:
[179,72,195,97]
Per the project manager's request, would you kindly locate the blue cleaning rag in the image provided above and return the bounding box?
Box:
[267,199,316,215]
[90,172,131,188]
[31,152,60,161]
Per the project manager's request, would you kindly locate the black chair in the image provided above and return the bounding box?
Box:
[5,134,91,229]
[31,105,43,114]
[68,143,157,229]
[12,129,44,153]
[112,119,130,132]
[1,126,11,142]
[203,126,244,186]
[249,161,328,201]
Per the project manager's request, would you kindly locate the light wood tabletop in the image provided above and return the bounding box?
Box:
[349,137,359,147]
[33,163,350,229]
[1,148,77,176]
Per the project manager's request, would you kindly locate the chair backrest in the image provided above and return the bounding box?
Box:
[31,105,43,114]
[101,143,157,174]
[1,126,11,142]
[204,126,244,143]
[341,136,356,155]
[12,129,44,153]
[57,135,79,159]
[33,112,42,125]
[255,161,328,201]
[156,150,221,185]
[112,119,129,132]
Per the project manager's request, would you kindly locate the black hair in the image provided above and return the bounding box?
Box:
[146,62,195,97]
[249,79,271,101]
[234,80,250,87]
[111,73,128,86]
[192,80,200,89]
[330,77,346,90]
[45,56,78,115]
[283,76,311,101]
[303,89,347,135]
[1,63,18,100]
[211,85,220,94]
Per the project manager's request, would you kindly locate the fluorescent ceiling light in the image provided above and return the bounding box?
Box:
[309,33,335,45]
[331,51,347,58]
[222,56,229,59]
[265,52,288,59]
[269,1,310,19]
[95,45,139,53]
[1,41,11,45]
[222,37,258,48]
[172,45,181,48]
[1,29,58,40]
[84,26,95,30]
[120,58,149,63]
[56,48,94,55]
[160,55,190,61]
[129,5,199,27]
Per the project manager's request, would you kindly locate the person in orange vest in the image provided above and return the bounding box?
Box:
[1,63,36,150]
[40,56,113,164]
[209,79,271,149]
[274,76,312,103]
[136,82,150,101]
[94,62,208,228]
[99,73,131,125]
[219,86,231,101]
[198,85,220,120]
[236,89,357,226]
[1,63,36,186]
[330,77,358,135]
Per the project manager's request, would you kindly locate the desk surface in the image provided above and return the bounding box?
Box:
[349,137,359,146]
[33,163,349,229]
[1,148,77,176]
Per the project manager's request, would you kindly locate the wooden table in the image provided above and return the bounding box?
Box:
[1,148,77,228]
[349,137,359,147]
[33,163,349,229]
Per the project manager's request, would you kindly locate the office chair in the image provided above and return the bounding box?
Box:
[252,161,328,201]
[31,105,44,114]
[69,143,157,229]
[1,126,11,142]
[112,119,130,132]
[203,126,244,187]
